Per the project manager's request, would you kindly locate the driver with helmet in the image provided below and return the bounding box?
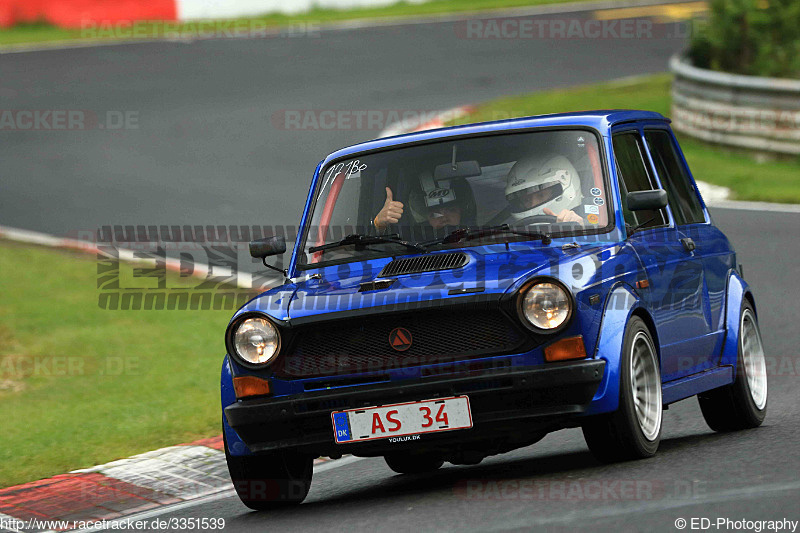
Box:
[505,153,584,224]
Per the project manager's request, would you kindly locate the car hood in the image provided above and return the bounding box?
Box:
[274,243,617,322]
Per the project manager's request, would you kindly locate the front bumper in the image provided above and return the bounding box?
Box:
[225,359,605,456]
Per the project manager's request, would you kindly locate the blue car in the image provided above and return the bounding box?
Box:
[221,110,767,509]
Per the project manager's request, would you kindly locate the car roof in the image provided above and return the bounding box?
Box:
[323,110,668,163]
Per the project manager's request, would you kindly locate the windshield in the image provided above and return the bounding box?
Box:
[298,129,611,269]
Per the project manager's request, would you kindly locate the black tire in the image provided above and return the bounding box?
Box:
[698,301,767,431]
[582,316,662,462]
[223,432,313,510]
[384,452,444,474]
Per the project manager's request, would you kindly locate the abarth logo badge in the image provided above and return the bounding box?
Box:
[389,327,413,351]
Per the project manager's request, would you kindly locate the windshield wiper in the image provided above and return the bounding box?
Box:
[421,224,552,247]
[309,233,427,254]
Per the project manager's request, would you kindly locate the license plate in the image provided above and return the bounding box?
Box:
[332,396,472,444]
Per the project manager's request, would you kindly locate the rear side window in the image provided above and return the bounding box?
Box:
[644,130,705,225]
[612,132,665,229]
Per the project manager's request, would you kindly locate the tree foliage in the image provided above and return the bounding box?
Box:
[689,0,800,78]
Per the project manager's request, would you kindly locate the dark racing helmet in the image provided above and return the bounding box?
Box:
[408,171,477,226]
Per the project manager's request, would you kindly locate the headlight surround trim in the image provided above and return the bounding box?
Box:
[516,277,574,334]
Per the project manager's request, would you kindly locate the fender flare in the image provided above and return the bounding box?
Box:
[221,356,253,456]
[719,270,754,369]
[583,283,641,416]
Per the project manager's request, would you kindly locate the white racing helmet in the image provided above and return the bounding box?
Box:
[505,154,582,221]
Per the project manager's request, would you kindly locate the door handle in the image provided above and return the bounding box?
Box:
[681,237,696,252]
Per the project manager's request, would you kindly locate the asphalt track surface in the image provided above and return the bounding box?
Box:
[0,5,688,237]
[2,4,799,532]
[150,208,800,533]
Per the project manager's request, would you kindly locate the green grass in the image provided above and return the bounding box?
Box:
[0,0,626,47]
[0,241,246,487]
[0,22,77,46]
[448,74,800,204]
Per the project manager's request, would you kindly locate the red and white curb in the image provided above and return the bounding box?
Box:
[0,435,341,532]
[0,0,424,29]
[0,225,260,290]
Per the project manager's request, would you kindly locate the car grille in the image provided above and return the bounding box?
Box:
[274,309,530,378]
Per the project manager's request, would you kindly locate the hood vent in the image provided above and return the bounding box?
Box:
[378,252,468,277]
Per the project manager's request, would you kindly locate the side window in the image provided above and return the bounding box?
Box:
[644,130,705,225]
[615,164,637,228]
[612,132,665,229]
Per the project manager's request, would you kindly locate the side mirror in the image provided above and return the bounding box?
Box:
[249,236,286,259]
[627,189,668,211]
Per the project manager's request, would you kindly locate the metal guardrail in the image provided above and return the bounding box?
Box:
[670,54,800,156]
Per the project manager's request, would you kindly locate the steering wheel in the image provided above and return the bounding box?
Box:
[515,214,557,226]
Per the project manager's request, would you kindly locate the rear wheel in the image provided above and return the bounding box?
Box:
[384,452,444,474]
[223,432,313,510]
[698,302,767,431]
[582,316,662,462]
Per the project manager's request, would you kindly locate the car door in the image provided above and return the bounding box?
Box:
[611,129,708,382]
[643,129,731,375]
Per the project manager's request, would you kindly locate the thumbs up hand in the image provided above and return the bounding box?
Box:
[374,187,404,230]
[543,207,583,223]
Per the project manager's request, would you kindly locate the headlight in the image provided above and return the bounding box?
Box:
[232,317,281,365]
[520,281,572,331]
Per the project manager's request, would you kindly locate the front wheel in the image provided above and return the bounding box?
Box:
[582,316,662,462]
[698,302,767,431]
[223,432,313,510]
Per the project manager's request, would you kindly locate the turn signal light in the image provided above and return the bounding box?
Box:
[544,336,587,362]
[233,376,272,399]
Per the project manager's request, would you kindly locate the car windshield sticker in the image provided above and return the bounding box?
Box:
[584,205,600,215]
[323,159,367,181]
